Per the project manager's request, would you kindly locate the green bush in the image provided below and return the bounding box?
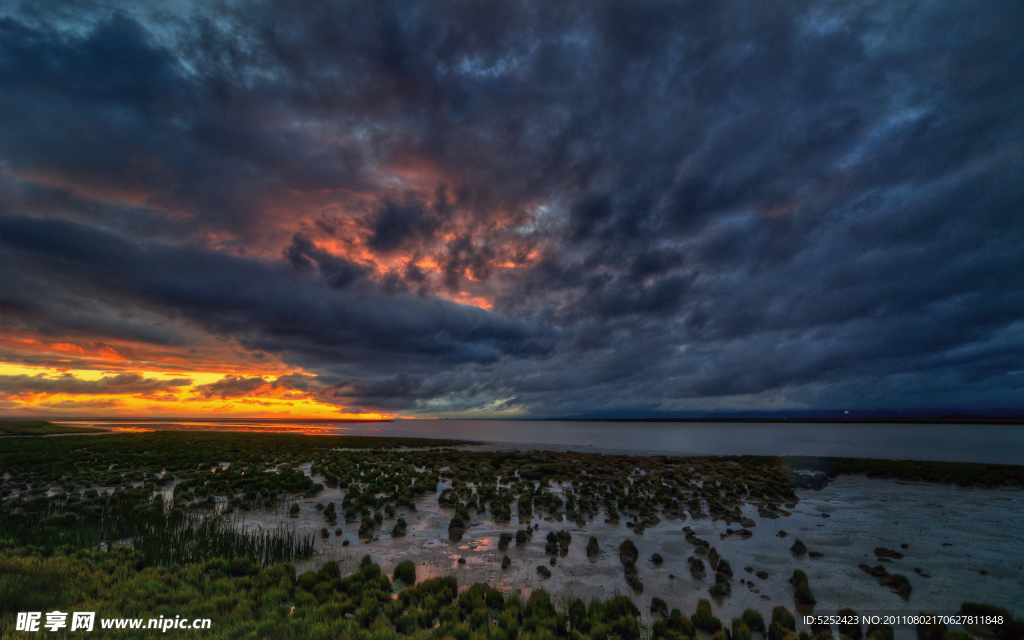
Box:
[792,569,815,606]
[393,560,416,585]
[651,597,669,617]
[654,610,696,640]
[619,539,639,564]
[694,599,722,633]
[773,606,796,631]
[743,609,767,633]
[733,618,753,640]
[839,609,862,639]
[770,607,797,640]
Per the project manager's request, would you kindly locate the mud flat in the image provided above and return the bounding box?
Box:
[237,467,1023,631]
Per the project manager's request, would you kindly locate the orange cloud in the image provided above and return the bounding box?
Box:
[0,328,292,375]
[0,364,391,420]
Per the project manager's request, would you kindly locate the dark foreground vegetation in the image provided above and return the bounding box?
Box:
[1,432,1021,638]
[2,548,1020,640]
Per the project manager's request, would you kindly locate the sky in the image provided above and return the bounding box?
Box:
[1,0,1023,419]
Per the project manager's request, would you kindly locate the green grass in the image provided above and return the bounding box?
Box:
[0,555,76,615]
[0,487,314,567]
[0,550,649,639]
[4,548,1014,640]
[0,420,106,436]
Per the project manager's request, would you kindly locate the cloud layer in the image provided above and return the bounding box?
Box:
[2,0,1023,416]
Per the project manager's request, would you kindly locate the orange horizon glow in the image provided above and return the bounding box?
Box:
[0,329,295,375]
[0,357,394,421]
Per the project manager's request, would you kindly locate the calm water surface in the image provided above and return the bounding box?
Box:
[60,419,1024,465]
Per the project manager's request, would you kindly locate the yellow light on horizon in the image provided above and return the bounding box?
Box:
[0,362,395,420]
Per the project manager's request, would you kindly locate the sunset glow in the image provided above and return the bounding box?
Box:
[0,362,389,419]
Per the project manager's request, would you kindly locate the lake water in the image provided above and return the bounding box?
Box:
[61,419,1024,465]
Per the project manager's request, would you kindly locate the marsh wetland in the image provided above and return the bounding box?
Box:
[1,430,1021,639]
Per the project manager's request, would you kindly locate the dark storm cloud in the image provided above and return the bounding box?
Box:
[323,374,436,406]
[194,373,323,399]
[284,234,365,289]
[2,216,553,371]
[194,375,269,399]
[367,200,439,252]
[2,0,1023,414]
[0,9,376,243]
